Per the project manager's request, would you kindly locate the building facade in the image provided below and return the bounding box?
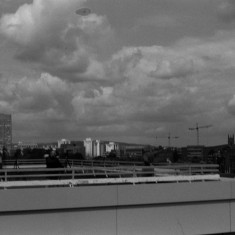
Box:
[84,138,93,158]
[17,141,38,149]
[58,139,71,148]
[83,138,122,158]
[60,141,85,158]
[0,113,12,150]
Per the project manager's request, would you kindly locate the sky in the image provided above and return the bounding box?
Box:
[1,0,235,146]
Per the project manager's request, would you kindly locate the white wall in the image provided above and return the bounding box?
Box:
[0,181,234,235]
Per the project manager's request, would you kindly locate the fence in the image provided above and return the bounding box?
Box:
[0,164,219,182]
[3,159,144,167]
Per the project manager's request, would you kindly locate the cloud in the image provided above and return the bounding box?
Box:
[134,14,180,30]
[97,35,235,140]
[2,1,235,145]
[217,0,235,22]
[0,0,113,82]
[61,32,235,140]
[0,73,73,116]
[227,95,235,115]
[108,31,235,83]
[1,31,235,144]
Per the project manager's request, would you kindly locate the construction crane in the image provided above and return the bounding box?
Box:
[156,133,179,147]
[189,123,212,145]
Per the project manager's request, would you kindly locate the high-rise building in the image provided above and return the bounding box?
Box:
[93,140,100,157]
[0,113,12,150]
[84,138,93,158]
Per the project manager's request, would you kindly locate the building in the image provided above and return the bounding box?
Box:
[17,141,38,149]
[58,138,71,148]
[123,145,144,158]
[37,142,58,150]
[105,142,119,153]
[84,138,93,158]
[83,138,154,159]
[182,145,205,162]
[100,141,108,157]
[223,135,235,174]
[60,141,85,158]
[83,139,123,158]
[93,140,101,157]
[0,113,12,150]
[83,138,108,158]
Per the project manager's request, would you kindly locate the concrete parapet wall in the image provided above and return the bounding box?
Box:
[0,180,235,234]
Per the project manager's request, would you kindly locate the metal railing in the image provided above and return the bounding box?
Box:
[3,159,144,167]
[0,164,219,182]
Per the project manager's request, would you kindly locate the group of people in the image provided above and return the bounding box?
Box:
[44,148,64,168]
[0,147,69,170]
[44,149,66,180]
[0,146,21,169]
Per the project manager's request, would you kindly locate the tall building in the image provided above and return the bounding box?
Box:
[93,140,101,157]
[84,138,93,158]
[0,113,12,150]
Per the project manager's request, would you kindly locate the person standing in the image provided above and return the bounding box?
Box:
[2,146,8,161]
[14,148,23,169]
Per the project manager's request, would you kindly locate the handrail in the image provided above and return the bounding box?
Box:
[0,164,219,183]
[3,159,144,167]
[2,159,220,168]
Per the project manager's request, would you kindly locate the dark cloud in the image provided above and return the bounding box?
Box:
[1,0,235,146]
[217,0,235,22]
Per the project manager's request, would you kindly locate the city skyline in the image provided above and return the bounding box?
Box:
[1,0,235,146]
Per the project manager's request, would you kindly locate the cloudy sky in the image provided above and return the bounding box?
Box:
[1,0,235,146]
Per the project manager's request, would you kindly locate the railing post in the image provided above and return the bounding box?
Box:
[4,171,7,182]
[72,168,75,180]
[133,166,136,177]
[189,166,192,175]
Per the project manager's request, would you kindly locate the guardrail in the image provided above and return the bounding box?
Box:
[0,164,219,182]
[3,159,144,167]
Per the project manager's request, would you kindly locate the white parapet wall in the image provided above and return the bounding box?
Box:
[0,178,234,235]
[0,174,220,188]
